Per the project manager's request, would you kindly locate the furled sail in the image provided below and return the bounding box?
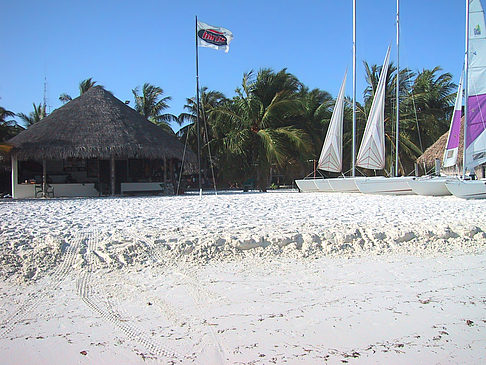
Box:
[443,72,464,168]
[318,71,347,172]
[356,46,391,170]
[466,0,486,170]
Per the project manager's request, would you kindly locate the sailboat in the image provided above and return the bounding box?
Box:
[354,0,416,195]
[446,0,486,199]
[295,0,360,193]
[352,45,415,195]
[408,74,464,196]
[295,71,353,192]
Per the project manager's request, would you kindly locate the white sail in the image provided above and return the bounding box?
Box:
[318,71,347,173]
[466,0,486,170]
[443,72,464,168]
[356,46,391,170]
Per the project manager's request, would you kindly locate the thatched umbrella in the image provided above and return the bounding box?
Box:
[7,86,196,195]
[416,118,464,174]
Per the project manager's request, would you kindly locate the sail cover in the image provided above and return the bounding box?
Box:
[318,71,347,172]
[443,72,464,168]
[356,46,391,170]
[466,0,486,170]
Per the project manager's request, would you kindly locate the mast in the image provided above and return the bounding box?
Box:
[463,0,470,177]
[352,0,357,177]
[195,16,202,196]
[395,0,400,176]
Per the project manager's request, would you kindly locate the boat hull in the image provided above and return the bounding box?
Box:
[355,176,416,195]
[295,179,319,192]
[327,177,361,193]
[314,179,334,192]
[407,176,455,196]
[445,179,486,199]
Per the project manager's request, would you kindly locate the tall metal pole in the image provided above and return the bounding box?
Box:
[195,16,202,196]
[395,0,400,176]
[463,0,470,177]
[352,0,357,177]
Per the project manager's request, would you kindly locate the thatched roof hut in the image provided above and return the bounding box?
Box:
[416,118,464,173]
[7,86,195,163]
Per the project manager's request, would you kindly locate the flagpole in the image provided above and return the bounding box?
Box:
[195,16,202,197]
[463,0,469,178]
[395,0,400,177]
[352,0,356,177]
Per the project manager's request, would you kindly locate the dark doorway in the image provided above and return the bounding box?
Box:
[115,160,127,194]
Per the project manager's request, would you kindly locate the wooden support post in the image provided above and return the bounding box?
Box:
[434,158,441,176]
[164,156,167,184]
[42,159,47,198]
[110,155,115,196]
[169,158,174,192]
[11,155,17,199]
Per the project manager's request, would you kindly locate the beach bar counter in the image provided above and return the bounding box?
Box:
[7,86,194,199]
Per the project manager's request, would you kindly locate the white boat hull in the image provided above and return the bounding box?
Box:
[445,179,486,199]
[314,179,334,192]
[327,177,361,193]
[407,176,455,196]
[355,176,416,195]
[295,179,319,192]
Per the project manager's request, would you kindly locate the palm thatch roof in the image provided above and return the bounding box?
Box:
[416,117,464,170]
[7,86,196,164]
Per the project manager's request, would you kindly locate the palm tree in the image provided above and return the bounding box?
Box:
[17,103,47,127]
[132,83,176,133]
[177,87,226,147]
[212,68,311,191]
[402,67,456,149]
[295,87,334,174]
[1,105,22,142]
[59,78,100,103]
[176,87,227,186]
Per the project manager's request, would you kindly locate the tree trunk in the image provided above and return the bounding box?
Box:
[256,165,270,192]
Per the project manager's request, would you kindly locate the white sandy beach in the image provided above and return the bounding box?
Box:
[0,190,485,364]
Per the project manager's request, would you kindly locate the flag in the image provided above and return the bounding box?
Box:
[197,20,233,53]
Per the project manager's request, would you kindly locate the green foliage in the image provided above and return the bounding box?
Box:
[210,68,311,191]
[180,64,457,189]
[59,78,101,104]
[132,83,177,133]
[17,103,47,127]
[1,105,23,142]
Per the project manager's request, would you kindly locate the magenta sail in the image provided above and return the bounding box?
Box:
[443,72,464,168]
[446,110,462,150]
[465,0,486,170]
[466,93,486,147]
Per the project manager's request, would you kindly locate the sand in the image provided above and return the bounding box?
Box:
[0,191,485,364]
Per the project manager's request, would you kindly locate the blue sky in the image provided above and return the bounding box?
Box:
[1,0,466,131]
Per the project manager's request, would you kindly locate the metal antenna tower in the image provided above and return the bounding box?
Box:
[43,75,50,114]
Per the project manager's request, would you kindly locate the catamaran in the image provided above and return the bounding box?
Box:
[354,0,416,195]
[352,44,415,195]
[295,71,354,193]
[408,74,464,196]
[296,1,361,193]
[446,0,486,199]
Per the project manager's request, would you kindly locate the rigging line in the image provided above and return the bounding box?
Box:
[200,101,218,195]
[176,124,191,195]
[409,87,423,153]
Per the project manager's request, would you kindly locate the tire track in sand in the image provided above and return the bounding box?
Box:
[130,231,227,363]
[75,231,183,361]
[0,232,82,337]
